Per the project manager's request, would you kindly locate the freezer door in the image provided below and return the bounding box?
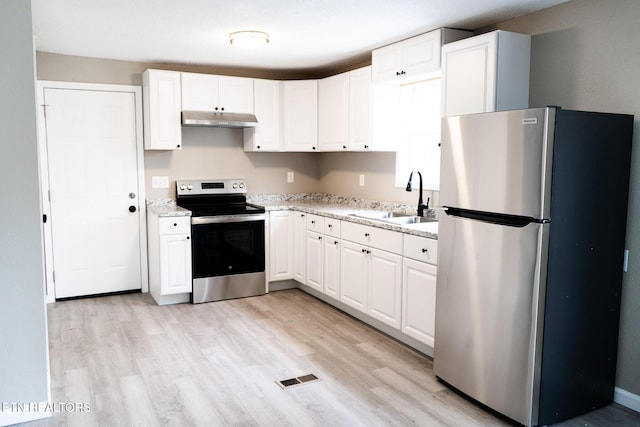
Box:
[434,213,549,426]
[440,108,554,219]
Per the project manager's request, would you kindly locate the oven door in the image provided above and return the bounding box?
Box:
[191,214,266,279]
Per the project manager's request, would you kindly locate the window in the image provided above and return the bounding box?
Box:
[395,78,441,190]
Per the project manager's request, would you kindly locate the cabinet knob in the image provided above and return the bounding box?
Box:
[187,236,190,240]
[311,220,315,224]
[312,146,316,150]
[173,223,177,227]
[129,205,137,213]
[422,248,429,253]
[361,248,366,253]
[367,250,371,254]
[334,240,339,245]
[318,236,322,240]
[176,144,181,148]
[328,224,332,228]
[257,145,261,149]
[221,107,225,111]
[364,145,369,149]
[214,107,219,111]
[343,145,347,149]
[364,232,370,237]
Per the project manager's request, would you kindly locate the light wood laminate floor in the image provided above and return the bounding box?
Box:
[21,289,640,426]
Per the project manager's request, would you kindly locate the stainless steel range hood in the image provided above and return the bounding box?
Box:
[181,110,258,128]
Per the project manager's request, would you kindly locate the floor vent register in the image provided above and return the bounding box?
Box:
[276,374,321,389]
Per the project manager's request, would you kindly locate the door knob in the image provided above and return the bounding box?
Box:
[129,206,137,213]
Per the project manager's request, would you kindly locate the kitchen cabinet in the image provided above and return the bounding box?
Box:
[283,80,318,151]
[306,230,324,292]
[441,30,531,117]
[323,235,341,300]
[268,210,293,281]
[305,214,325,291]
[147,213,192,305]
[340,221,403,328]
[244,79,282,151]
[318,67,373,152]
[402,234,438,347]
[143,69,182,150]
[372,28,471,84]
[181,72,254,113]
[292,211,307,283]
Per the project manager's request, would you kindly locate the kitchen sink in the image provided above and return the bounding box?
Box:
[349,212,438,225]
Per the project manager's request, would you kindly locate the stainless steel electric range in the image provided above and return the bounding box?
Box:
[176,179,266,303]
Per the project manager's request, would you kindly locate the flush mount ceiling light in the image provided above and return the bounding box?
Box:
[229,30,269,47]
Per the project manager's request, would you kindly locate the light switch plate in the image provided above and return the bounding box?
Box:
[359,174,365,186]
[151,176,169,189]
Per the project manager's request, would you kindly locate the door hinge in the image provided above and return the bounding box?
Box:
[41,104,49,118]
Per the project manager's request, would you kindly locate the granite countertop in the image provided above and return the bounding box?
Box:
[145,193,438,239]
[249,193,439,240]
[146,201,191,217]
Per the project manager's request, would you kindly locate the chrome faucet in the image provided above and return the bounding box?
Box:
[406,170,429,217]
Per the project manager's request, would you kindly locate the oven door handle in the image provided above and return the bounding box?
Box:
[191,214,266,225]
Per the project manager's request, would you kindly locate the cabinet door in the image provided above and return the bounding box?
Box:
[441,32,497,117]
[319,72,349,151]
[403,30,442,77]
[269,211,293,281]
[244,79,281,151]
[306,230,324,291]
[143,69,182,150]
[368,249,402,328]
[181,72,219,111]
[371,42,403,84]
[218,76,254,113]
[159,234,192,295]
[283,80,318,151]
[402,258,437,347]
[323,237,341,300]
[340,240,368,312]
[349,66,372,151]
[292,212,306,283]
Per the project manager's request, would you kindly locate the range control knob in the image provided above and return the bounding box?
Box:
[239,183,245,189]
[187,184,193,190]
[232,183,238,189]
[179,185,186,191]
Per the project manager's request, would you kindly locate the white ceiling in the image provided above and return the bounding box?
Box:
[31,0,567,75]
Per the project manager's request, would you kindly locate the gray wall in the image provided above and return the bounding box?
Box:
[0,0,49,410]
[484,0,640,396]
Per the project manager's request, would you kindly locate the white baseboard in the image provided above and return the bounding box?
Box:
[615,387,640,413]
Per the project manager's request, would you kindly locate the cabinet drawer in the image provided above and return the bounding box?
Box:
[403,234,437,265]
[306,214,325,231]
[324,218,341,237]
[341,221,402,254]
[159,216,191,235]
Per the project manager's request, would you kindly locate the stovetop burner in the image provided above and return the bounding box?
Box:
[175,179,265,217]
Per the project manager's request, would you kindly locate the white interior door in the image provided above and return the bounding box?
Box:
[43,86,144,299]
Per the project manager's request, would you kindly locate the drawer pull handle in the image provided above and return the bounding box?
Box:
[361,248,366,253]
[422,248,429,253]
[318,236,322,240]
[173,223,177,227]
[311,220,315,224]
[334,241,339,245]
[187,236,190,240]
[328,224,332,228]
[364,233,370,237]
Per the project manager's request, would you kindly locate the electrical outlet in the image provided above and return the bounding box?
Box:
[151,176,169,189]
[287,171,294,183]
[359,174,365,186]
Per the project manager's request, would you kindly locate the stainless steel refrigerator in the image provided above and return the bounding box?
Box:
[434,107,633,426]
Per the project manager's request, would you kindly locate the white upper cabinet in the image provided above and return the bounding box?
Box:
[143,69,182,150]
[372,28,471,84]
[441,30,531,117]
[318,66,372,152]
[319,72,350,151]
[244,79,282,151]
[181,72,254,113]
[283,80,318,152]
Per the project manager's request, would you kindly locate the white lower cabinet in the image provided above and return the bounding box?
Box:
[323,236,341,299]
[147,214,192,305]
[292,212,307,283]
[402,234,438,347]
[368,249,403,328]
[306,230,324,291]
[339,240,369,312]
[268,210,293,281]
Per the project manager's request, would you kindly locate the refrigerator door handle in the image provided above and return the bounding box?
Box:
[443,206,545,228]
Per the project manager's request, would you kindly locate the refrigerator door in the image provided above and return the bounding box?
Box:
[434,213,549,426]
[440,108,555,220]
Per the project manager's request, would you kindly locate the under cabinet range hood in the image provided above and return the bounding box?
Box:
[181,110,258,128]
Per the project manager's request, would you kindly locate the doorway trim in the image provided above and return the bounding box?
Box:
[36,81,148,303]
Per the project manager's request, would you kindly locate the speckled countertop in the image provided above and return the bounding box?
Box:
[250,193,438,240]
[146,193,438,239]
